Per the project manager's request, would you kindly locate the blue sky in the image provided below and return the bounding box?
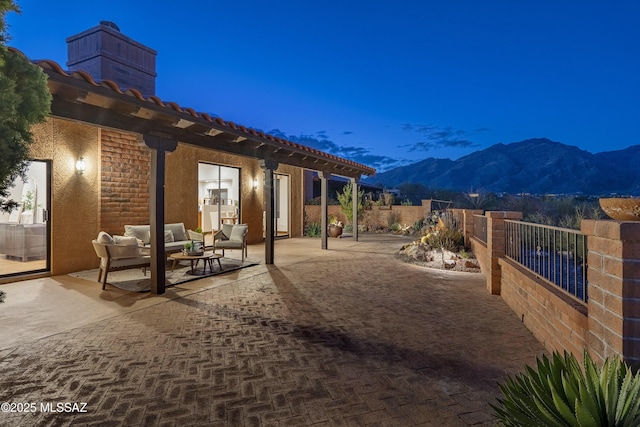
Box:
[7,1,640,172]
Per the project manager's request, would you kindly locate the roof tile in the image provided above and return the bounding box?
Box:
[8,47,375,175]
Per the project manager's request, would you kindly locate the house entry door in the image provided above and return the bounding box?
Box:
[274,174,290,237]
[0,160,50,278]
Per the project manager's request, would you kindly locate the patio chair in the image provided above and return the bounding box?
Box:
[92,233,150,290]
[187,229,213,250]
[213,223,248,262]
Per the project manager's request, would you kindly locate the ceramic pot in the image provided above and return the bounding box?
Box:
[328,224,343,238]
[599,198,640,221]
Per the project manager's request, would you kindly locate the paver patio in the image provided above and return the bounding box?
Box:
[0,234,545,426]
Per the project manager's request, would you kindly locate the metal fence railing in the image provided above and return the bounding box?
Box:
[505,220,588,303]
[473,215,487,244]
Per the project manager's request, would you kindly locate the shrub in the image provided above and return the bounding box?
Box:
[336,183,365,224]
[492,350,640,427]
[424,227,464,252]
[387,211,401,228]
[306,196,339,205]
[304,222,322,237]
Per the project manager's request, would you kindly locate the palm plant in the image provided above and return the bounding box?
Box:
[492,350,640,426]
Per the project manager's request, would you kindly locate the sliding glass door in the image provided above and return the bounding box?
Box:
[0,160,50,278]
[262,173,290,238]
[198,163,240,233]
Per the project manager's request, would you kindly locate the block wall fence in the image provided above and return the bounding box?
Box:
[454,208,640,368]
[304,200,436,229]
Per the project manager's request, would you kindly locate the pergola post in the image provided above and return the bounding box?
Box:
[319,171,331,250]
[351,178,359,242]
[142,134,177,295]
[260,158,278,264]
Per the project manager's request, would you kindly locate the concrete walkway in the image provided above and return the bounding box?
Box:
[0,234,545,426]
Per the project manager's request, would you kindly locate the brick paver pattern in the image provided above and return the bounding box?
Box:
[0,235,545,426]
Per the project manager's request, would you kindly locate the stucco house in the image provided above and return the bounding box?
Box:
[0,22,375,292]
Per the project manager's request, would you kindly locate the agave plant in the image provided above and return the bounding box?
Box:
[492,350,640,426]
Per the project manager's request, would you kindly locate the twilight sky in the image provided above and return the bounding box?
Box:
[7,1,640,172]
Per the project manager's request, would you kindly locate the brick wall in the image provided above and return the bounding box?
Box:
[100,130,150,235]
[304,201,431,229]
[466,210,640,368]
[581,220,640,367]
[469,237,489,278]
[500,258,588,361]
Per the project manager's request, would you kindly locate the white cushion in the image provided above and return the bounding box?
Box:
[114,235,138,246]
[97,231,115,244]
[124,225,151,244]
[19,211,33,224]
[104,256,150,268]
[221,223,234,240]
[165,223,187,242]
[164,230,174,243]
[229,225,247,242]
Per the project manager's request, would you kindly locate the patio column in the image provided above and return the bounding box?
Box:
[142,134,178,295]
[351,178,359,242]
[260,158,278,264]
[319,171,331,250]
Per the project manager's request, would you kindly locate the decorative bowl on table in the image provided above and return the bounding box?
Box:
[599,198,640,221]
[183,250,204,256]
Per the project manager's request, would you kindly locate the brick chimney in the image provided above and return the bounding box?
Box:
[66,21,157,97]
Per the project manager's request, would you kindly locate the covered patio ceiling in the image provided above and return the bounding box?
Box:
[13,47,375,179]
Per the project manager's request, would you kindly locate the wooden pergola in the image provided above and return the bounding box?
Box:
[22,49,376,294]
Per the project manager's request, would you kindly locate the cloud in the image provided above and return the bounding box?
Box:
[400,123,481,152]
[268,129,405,172]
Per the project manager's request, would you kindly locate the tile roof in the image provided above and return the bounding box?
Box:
[8,47,375,177]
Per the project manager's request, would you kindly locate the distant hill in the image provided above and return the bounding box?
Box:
[364,138,640,195]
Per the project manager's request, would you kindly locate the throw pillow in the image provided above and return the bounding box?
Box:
[124,225,151,245]
[165,223,187,242]
[164,230,174,243]
[229,225,247,242]
[221,223,234,240]
[114,235,139,246]
[97,231,115,244]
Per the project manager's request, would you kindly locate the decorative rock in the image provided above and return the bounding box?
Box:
[465,259,480,269]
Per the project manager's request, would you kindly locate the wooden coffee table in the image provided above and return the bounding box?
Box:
[169,251,222,275]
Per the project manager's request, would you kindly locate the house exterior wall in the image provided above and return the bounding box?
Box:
[27,118,305,276]
[165,145,304,244]
[30,118,101,275]
[100,130,150,235]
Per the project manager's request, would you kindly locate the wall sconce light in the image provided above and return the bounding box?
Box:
[75,157,86,175]
[252,178,259,190]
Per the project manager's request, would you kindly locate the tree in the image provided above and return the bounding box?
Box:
[336,183,365,224]
[0,1,51,213]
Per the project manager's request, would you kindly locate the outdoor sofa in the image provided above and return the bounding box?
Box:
[124,222,194,253]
